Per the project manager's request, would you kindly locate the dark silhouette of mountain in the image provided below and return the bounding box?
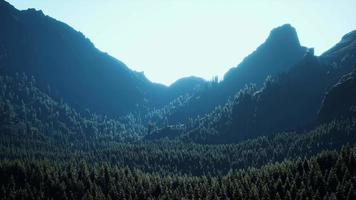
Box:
[0,0,174,116]
[316,30,356,123]
[222,24,307,93]
[146,30,356,143]
[192,30,356,143]
[321,30,356,61]
[318,65,356,123]
[148,24,308,124]
[0,0,309,121]
[224,52,333,141]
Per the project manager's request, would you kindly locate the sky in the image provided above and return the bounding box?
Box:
[7,0,356,85]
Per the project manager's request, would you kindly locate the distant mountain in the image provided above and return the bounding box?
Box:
[150,24,308,124]
[0,0,310,120]
[190,29,356,143]
[146,29,356,143]
[222,24,307,95]
[167,76,207,97]
[1,0,204,116]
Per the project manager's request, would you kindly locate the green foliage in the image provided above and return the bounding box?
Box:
[0,73,146,144]
[1,147,355,199]
[1,72,356,177]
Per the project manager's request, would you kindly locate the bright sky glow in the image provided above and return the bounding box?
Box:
[7,0,356,85]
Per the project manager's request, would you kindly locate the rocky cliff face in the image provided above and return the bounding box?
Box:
[318,66,356,123]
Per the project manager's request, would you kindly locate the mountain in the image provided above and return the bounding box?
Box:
[2,0,356,198]
[0,1,174,116]
[166,76,207,100]
[197,29,356,143]
[146,30,356,143]
[321,30,356,62]
[222,24,307,94]
[3,0,354,144]
[0,0,310,120]
[149,24,308,124]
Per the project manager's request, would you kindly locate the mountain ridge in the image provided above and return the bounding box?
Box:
[0,1,174,116]
[0,0,310,119]
[145,29,356,143]
[147,23,308,124]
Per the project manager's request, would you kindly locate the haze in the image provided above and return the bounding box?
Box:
[7,0,356,85]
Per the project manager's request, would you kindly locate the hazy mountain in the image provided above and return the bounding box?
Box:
[190,29,356,143]
[222,24,307,95]
[146,30,356,143]
[149,24,308,124]
[0,0,184,116]
[169,76,206,94]
[0,0,310,122]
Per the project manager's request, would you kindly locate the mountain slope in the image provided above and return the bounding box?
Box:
[318,66,356,123]
[0,1,311,120]
[222,24,307,94]
[192,30,356,143]
[150,24,308,124]
[147,30,356,143]
[0,0,170,116]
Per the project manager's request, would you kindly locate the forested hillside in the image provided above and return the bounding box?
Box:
[1,146,356,199]
[0,0,208,116]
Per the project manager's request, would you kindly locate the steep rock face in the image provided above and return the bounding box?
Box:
[320,30,356,80]
[0,0,167,115]
[321,30,356,61]
[318,66,356,123]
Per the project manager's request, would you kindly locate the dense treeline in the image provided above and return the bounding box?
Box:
[1,63,356,179]
[1,60,355,149]
[1,72,356,176]
[0,73,146,143]
[1,146,355,199]
[1,113,355,176]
